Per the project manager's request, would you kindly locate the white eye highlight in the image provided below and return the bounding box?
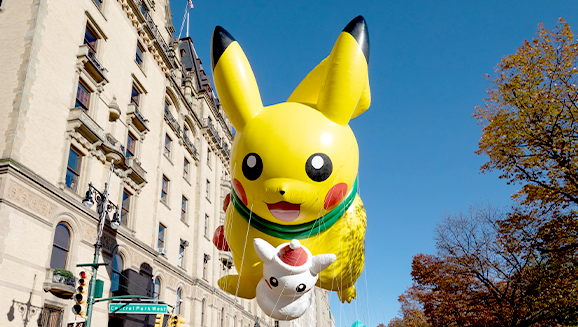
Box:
[311,156,324,170]
[247,155,257,168]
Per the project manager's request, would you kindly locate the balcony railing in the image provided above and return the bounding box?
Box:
[127,103,149,133]
[164,106,181,136]
[223,142,230,158]
[207,119,222,146]
[126,157,147,185]
[43,268,76,299]
[77,45,108,83]
[67,107,105,144]
[183,132,199,160]
[87,50,106,77]
[133,0,175,68]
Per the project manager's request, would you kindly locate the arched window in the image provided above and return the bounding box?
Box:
[50,223,70,269]
[175,288,182,315]
[201,299,206,326]
[153,277,161,300]
[111,253,123,292]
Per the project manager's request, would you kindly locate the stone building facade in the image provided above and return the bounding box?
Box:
[0,0,335,327]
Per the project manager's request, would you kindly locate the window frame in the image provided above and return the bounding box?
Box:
[178,240,185,268]
[50,223,71,269]
[205,179,210,200]
[135,42,145,68]
[126,132,137,158]
[65,147,82,192]
[158,223,166,250]
[164,134,172,159]
[111,253,123,293]
[153,276,161,300]
[84,24,99,57]
[181,196,187,222]
[204,214,209,238]
[75,81,91,112]
[161,175,169,204]
[131,84,142,109]
[121,189,131,226]
[183,158,190,180]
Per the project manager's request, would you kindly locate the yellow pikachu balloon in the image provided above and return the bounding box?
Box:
[211,16,370,304]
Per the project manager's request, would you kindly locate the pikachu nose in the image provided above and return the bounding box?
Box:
[279,190,285,195]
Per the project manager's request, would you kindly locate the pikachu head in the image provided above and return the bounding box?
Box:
[212,16,370,225]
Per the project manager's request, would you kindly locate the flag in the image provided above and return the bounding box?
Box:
[188,0,194,9]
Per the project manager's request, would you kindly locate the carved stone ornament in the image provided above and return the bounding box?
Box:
[7,181,57,218]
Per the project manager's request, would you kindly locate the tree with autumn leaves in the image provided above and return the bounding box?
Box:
[386,19,578,327]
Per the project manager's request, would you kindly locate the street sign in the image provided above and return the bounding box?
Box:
[108,303,168,314]
[67,322,86,327]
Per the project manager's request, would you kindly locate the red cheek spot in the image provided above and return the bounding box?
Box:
[323,183,348,210]
[233,179,248,206]
[223,193,231,212]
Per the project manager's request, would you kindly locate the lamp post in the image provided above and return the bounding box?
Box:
[81,160,121,327]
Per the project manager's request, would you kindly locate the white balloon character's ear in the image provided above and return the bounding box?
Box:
[254,238,276,263]
[310,253,337,276]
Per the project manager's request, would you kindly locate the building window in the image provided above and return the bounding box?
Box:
[75,82,91,111]
[183,158,190,180]
[126,133,136,158]
[65,147,82,192]
[39,305,63,327]
[201,299,206,326]
[178,241,185,268]
[111,253,123,292]
[274,321,279,327]
[203,256,207,280]
[84,25,98,57]
[121,189,131,226]
[204,214,209,238]
[153,277,161,300]
[206,179,210,200]
[135,43,145,67]
[131,85,141,109]
[92,0,103,9]
[207,148,211,167]
[181,196,187,221]
[220,308,224,327]
[175,288,182,315]
[164,134,172,158]
[158,224,165,249]
[161,175,169,204]
[50,223,70,269]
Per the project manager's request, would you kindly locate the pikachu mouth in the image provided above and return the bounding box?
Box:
[267,202,300,222]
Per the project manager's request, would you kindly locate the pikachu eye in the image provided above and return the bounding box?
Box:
[242,153,263,181]
[305,153,332,182]
[296,283,306,292]
[269,277,279,287]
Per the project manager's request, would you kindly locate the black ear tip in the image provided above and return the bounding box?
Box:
[211,26,236,70]
[343,15,370,63]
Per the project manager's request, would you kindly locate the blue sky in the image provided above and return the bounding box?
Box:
[169,1,578,326]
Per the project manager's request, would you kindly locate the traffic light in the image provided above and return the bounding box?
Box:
[168,314,177,327]
[72,270,89,316]
[175,314,186,327]
[154,314,164,327]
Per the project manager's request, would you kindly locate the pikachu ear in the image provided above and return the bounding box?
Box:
[211,26,263,130]
[289,16,370,124]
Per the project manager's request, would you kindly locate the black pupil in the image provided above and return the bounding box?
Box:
[269,277,278,287]
[296,283,306,292]
[305,153,332,182]
[242,153,263,181]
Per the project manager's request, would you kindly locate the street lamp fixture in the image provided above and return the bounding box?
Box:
[79,160,120,327]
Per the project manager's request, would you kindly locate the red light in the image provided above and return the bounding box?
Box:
[80,271,87,279]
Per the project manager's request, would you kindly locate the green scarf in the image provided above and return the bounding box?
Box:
[230,178,358,240]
